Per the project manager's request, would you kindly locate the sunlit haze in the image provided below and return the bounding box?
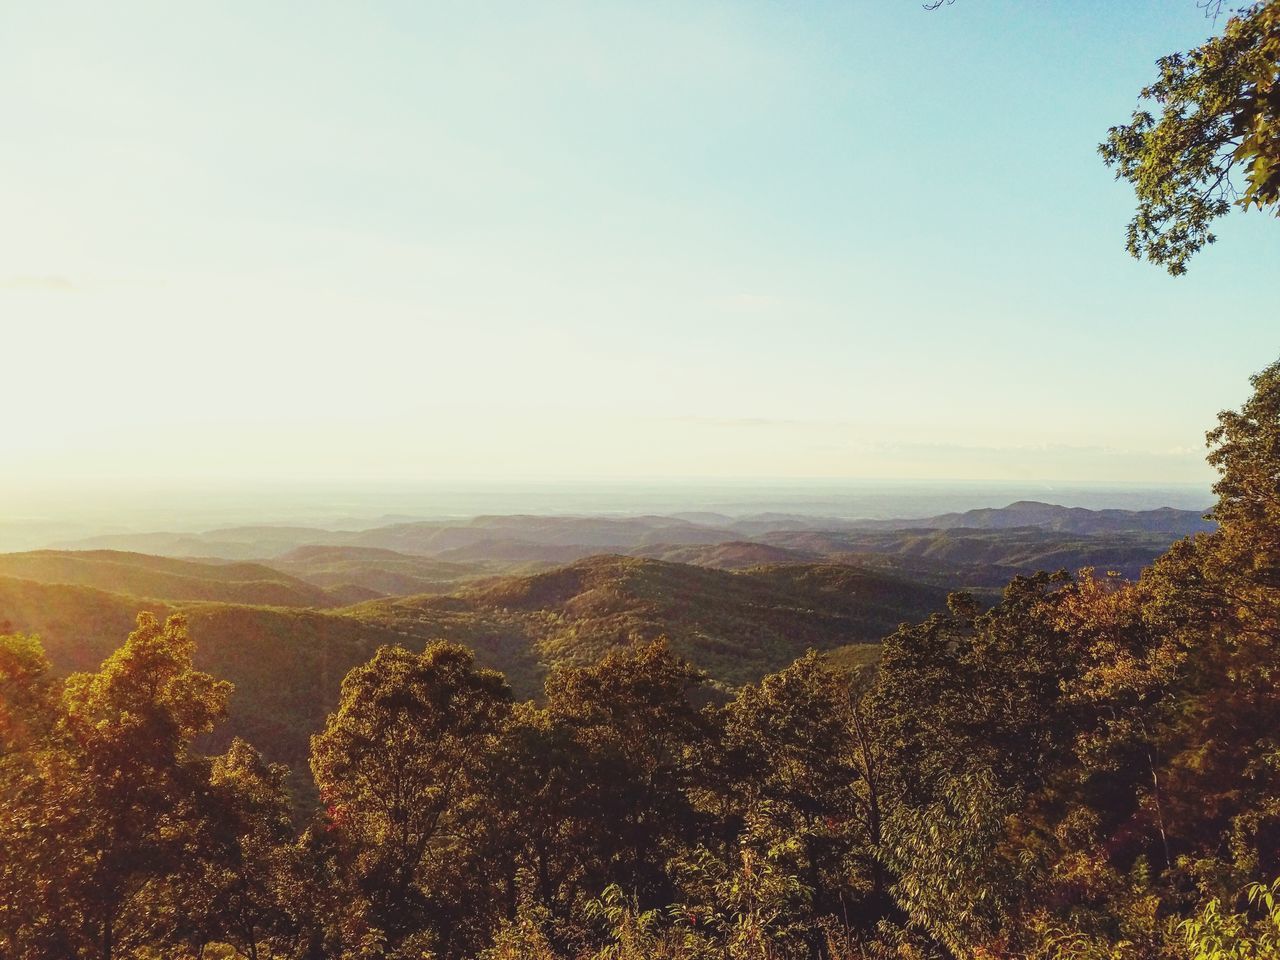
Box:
[4,1,1277,506]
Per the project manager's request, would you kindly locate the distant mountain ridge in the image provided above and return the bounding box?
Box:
[48,500,1212,565]
[848,500,1213,536]
[0,499,1217,786]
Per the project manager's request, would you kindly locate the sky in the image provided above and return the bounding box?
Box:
[3,0,1278,504]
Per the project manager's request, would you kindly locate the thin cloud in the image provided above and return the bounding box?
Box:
[666,415,809,428]
[2,275,77,292]
[711,293,784,313]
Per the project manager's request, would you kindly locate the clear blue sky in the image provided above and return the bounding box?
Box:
[3,0,1277,493]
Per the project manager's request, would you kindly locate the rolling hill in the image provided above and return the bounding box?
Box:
[0,550,339,607]
[344,555,949,693]
[630,541,822,569]
[0,576,411,800]
[264,545,489,597]
[761,527,1180,584]
[45,502,1213,576]
[0,554,947,782]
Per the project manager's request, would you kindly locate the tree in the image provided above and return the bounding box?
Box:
[483,700,599,933]
[1180,877,1280,959]
[711,652,887,930]
[0,633,64,956]
[1205,357,1280,568]
[0,632,56,756]
[541,641,712,914]
[0,614,236,959]
[174,737,303,960]
[1100,1,1280,273]
[60,613,232,959]
[478,901,561,960]
[850,357,1280,959]
[309,641,513,959]
[1133,358,1280,889]
[863,588,1040,955]
[668,815,815,960]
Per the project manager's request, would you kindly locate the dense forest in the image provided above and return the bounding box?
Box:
[2,358,1278,959]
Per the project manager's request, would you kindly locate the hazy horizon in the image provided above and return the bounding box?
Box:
[5,1,1279,497]
[0,478,1213,553]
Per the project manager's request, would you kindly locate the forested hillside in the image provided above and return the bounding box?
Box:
[357,556,948,690]
[265,545,488,597]
[0,555,946,789]
[759,527,1180,585]
[43,501,1211,583]
[3,358,1279,959]
[0,550,339,607]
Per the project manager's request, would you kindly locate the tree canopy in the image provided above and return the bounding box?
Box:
[1100,1,1280,273]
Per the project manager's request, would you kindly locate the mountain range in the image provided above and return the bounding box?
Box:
[47,500,1212,575]
[0,500,1214,787]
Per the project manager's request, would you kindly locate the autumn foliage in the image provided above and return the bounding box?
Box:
[3,362,1280,959]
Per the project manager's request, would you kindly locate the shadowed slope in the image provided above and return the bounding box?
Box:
[0,554,947,782]
[0,549,338,607]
